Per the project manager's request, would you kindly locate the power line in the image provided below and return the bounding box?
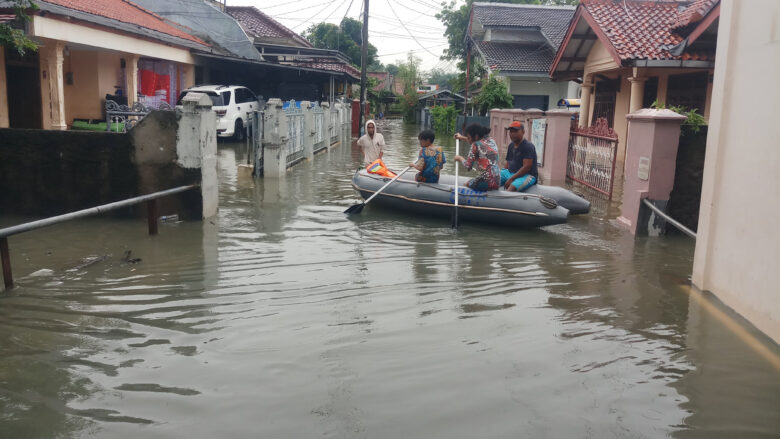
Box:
[385,0,441,58]
[272,0,340,17]
[292,0,343,30]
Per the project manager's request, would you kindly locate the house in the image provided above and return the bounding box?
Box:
[0,0,210,130]
[226,6,359,102]
[468,2,578,111]
[368,71,394,93]
[549,0,720,163]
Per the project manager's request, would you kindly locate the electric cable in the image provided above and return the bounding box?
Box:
[385,0,442,58]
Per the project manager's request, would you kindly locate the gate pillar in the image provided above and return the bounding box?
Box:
[540,110,576,185]
[262,98,289,178]
[617,108,687,235]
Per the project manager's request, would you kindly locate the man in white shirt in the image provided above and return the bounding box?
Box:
[357,120,385,164]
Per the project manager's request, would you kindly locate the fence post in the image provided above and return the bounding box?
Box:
[252,109,264,176]
[147,199,158,235]
[301,101,315,161]
[1,237,12,289]
[617,108,687,235]
[262,98,288,178]
[176,92,218,218]
[541,110,576,185]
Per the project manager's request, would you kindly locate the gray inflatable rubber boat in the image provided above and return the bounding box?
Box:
[351,169,576,228]
[435,174,591,214]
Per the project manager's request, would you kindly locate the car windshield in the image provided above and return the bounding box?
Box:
[176,90,230,107]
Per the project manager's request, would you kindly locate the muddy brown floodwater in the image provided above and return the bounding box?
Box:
[0,119,778,438]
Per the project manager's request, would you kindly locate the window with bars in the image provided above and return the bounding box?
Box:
[666,72,708,113]
[592,77,620,127]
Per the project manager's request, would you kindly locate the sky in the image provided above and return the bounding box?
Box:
[230,0,459,73]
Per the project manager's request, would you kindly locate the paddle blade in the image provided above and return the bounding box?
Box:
[344,203,365,214]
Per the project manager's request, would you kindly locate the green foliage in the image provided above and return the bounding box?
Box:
[426,68,458,89]
[650,100,708,134]
[396,53,422,121]
[430,105,458,134]
[303,18,378,67]
[473,75,513,115]
[386,63,399,76]
[1,1,38,55]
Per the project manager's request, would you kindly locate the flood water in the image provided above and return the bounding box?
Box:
[1,119,778,438]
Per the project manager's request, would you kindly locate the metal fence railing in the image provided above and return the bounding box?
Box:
[0,185,199,289]
[284,100,306,167]
[566,117,619,199]
[312,103,327,153]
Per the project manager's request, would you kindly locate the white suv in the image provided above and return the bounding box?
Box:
[177,85,262,140]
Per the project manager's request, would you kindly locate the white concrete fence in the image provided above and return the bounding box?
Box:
[254,98,351,178]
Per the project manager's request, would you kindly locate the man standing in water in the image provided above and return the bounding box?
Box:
[500,121,538,192]
[357,120,386,164]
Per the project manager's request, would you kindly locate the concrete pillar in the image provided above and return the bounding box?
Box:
[351,99,360,137]
[540,109,576,185]
[578,82,593,128]
[262,98,288,178]
[125,54,139,106]
[656,74,668,107]
[301,100,314,161]
[628,76,647,113]
[41,41,67,130]
[0,46,8,128]
[616,108,687,235]
[176,92,218,218]
[181,63,195,90]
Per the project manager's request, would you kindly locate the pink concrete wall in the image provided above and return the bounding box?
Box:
[489,108,575,184]
[617,108,686,234]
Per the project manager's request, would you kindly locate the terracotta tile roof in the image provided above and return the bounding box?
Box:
[39,0,207,46]
[477,41,556,73]
[226,6,358,80]
[226,6,312,48]
[472,3,576,50]
[582,0,717,61]
[294,59,360,80]
[671,0,718,30]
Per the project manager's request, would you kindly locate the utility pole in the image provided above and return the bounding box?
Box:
[359,0,369,135]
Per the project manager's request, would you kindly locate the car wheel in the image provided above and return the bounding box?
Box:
[233,119,245,141]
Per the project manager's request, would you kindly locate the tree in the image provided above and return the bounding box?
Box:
[1,0,38,55]
[395,53,422,121]
[426,68,458,89]
[473,75,513,115]
[303,18,378,68]
[386,63,399,76]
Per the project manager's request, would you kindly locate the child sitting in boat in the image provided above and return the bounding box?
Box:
[409,129,446,183]
[453,124,500,191]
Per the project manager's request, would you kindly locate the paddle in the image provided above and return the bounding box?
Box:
[452,138,460,229]
[344,166,413,214]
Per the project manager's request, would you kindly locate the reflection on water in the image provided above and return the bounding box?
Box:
[0,121,778,438]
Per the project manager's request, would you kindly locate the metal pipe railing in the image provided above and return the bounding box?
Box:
[642,198,697,239]
[1,184,199,289]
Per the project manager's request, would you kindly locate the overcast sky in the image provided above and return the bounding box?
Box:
[230,0,459,73]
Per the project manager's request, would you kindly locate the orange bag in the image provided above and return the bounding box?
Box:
[366,159,397,178]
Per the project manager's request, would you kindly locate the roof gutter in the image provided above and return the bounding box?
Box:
[631,59,714,68]
[194,52,359,81]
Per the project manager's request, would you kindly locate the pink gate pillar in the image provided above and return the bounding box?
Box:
[617,108,687,234]
[539,109,576,185]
